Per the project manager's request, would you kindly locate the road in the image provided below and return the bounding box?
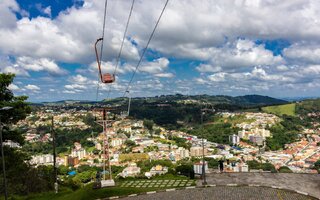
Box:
[120,186,316,200]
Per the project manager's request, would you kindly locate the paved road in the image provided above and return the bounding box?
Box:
[202,173,320,198]
[121,186,316,200]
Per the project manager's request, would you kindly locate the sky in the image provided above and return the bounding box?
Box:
[1,0,320,102]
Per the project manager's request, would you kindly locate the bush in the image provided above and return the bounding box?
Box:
[176,164,194,179]
[278,166,293,173]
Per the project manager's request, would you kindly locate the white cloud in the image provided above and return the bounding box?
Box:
[284,43,320,64]
[25,84,40,91]
[213,39,283,69]
[208,72,227,82]
[139,57,170,74]
[196,64,222,73]
[64,84,87,90]
[43,6,51,17]
[0,0,19,29]
[154,73,174,78]
[8,83,20,91]
[301,65,320,75]
[276,65,289,71]
[69,74,89,84]
[1,65,30,76]
[16,56,67,75]
[62,90,76,94]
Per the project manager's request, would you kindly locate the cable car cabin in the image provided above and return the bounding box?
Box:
[94,38,116,84]
[102,73,115,83]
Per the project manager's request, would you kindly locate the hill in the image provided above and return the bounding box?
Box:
[262,103,296,116]
[104,94,288,107]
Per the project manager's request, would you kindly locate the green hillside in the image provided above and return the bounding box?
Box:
[262,103,296,116]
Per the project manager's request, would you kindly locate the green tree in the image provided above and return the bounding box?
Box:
[0,73,35,195]
[143,119,154,136]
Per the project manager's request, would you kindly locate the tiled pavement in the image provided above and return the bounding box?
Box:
[120,179,195,188]
[203,173,320,198]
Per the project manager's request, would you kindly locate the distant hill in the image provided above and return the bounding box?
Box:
[233,95,288,105]
[104,94,288,107]
[36,94,288,108]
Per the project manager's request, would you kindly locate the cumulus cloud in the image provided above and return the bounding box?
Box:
[284,42,320,64]
[25,84,40,91]
[139,57,173,78]
[16,56,67,75]
[0,0,19,29]
[196,64,221,73]
[64,84,87,90]
[69,74,89,84]
[62,90,76,94]
[8,83,20,91]
[198,39,284,73]
[1,65,30,76]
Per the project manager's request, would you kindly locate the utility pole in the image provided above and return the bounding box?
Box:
[127,91,131,117]
[201,109,207,185]
[51,116,58,194]
[0,118,8,200]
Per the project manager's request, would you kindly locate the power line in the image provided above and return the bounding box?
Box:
[105,0,135,100]
[122,0,170,97]
[96,0,108,101]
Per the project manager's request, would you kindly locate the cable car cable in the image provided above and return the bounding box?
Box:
[95,0,109,101]
[105,0,135,100]
[122,0,170,97]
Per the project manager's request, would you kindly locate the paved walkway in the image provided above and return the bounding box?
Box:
[202,173,320,198]
[120,179,195,188]
[120,186,317,200]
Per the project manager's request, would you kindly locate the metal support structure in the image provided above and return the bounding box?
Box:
[94,108,114,182]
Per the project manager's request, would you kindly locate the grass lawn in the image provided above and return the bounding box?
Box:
[9,178,195,200]
[262,103,296,116]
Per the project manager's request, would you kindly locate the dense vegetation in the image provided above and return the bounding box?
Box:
[296,98,320,115]
[22,113,101,156]
[246,160,276,172]
[188,121,240,145]
[266,115,303,151]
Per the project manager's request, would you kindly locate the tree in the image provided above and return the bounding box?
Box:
[0,73,33,195]
[143,119,154,136]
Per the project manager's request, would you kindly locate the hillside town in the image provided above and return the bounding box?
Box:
[11,108,320,178]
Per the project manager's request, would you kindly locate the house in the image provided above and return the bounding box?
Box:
[193,161,208,174]
[145,165,168,178]
[119,163,141,177]
[190,146,207,157]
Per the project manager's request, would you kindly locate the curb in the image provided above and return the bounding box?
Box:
[101,184,319,200]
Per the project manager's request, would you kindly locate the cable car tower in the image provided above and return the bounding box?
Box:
[94,108,115,187]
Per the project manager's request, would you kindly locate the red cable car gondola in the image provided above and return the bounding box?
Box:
[94,38,115,84]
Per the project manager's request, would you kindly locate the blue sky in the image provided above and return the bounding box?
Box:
[1,0,320,102]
